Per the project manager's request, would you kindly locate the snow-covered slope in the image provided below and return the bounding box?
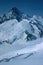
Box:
[0,41,43,62]
[0,37,43,65]
[0,7,43,65]
[0,17,43,44]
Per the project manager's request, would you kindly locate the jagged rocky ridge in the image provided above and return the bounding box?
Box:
[0,7,29,24]
[0,7,43,44]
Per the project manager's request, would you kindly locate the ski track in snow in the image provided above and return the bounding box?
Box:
[0,42,43,62]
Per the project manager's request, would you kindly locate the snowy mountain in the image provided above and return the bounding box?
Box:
[0,7,30,24]
[0,7,43,65]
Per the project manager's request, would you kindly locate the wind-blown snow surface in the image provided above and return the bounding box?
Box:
[0,16,43,65]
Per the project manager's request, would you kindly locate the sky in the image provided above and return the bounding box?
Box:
[0,0,43,17]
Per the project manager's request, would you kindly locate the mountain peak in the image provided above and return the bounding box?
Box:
[10,7,23,15]
[0,7,30,24]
